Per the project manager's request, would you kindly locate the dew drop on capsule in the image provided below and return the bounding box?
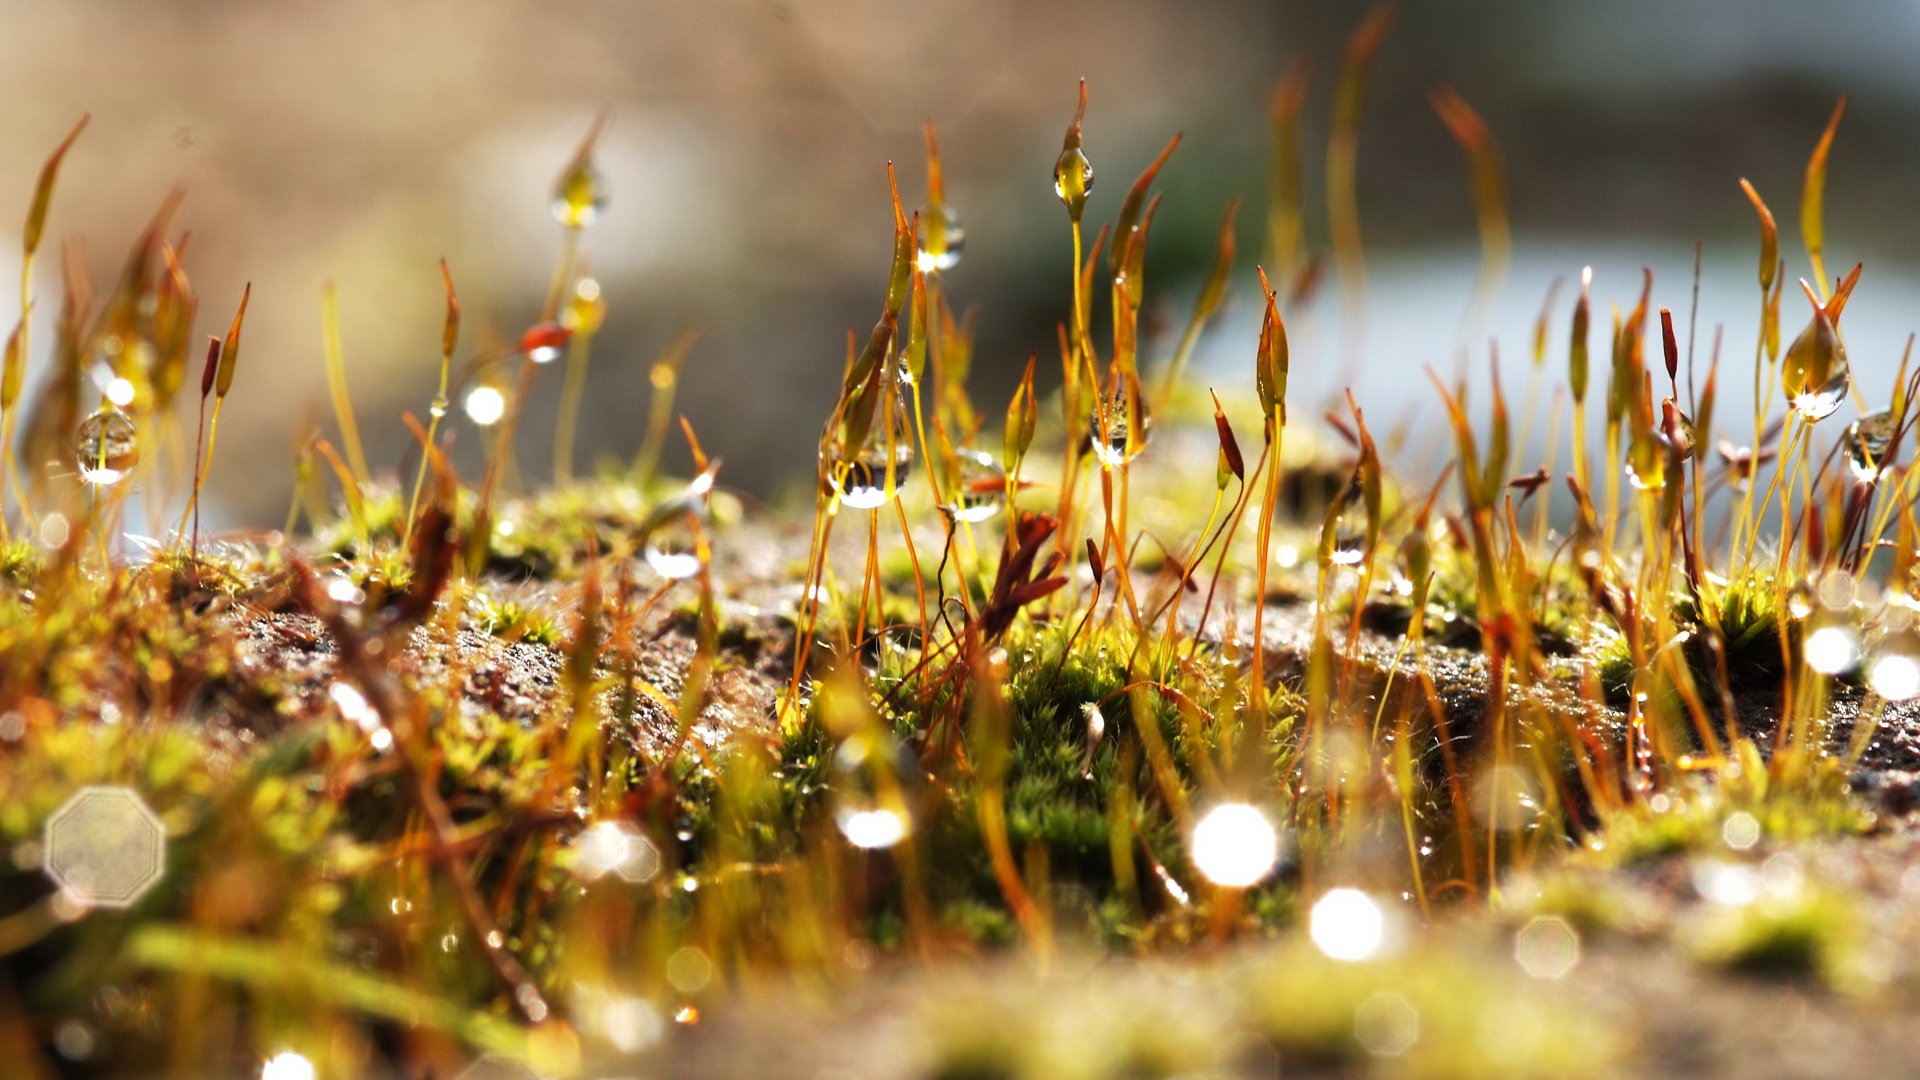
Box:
[1783,312,1850,421]
[551,159,607,229]
[1791,370,1852,421]
[74,407,138,485]
[520,321,572,364]
[1054,146,1094,222]
[915,202,966,274]
[942,448,1005,523]
[1659,402,1695,457]
[1845,409,1897,482]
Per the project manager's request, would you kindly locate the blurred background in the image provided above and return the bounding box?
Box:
[4,0,1920,526]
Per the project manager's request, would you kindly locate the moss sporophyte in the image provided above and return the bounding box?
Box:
[2,11,1918,1078]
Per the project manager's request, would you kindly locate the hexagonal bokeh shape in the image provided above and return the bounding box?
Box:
[1353,992,1420,1058]
[1514,915,1581,980]
[44,786,166,908]
[457,1055,542,1080]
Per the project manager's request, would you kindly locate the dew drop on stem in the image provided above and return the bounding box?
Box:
[74,407,137,485]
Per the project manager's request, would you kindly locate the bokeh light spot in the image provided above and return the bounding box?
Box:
[44,786,166,909]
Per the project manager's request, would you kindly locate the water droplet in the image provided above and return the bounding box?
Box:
[643,510,705,580]
[831,732,914,849]
[1846,409,1897,482]
[941,447,1004,523]
[1624,431,1666,491]
[465,386,506,426]
[520,321,571,364]
[827,437,914,511]
[1053,147,1094,220]
[1325,497,1367,567]
[1660,401,1695,456]
[564,277,606,334]
[1086,381,1151,466]
[551,158,607,228]
[1784,312,1850,421]
[1786,582,1815,620]
[915,201,965,273]
[428,394,449,419]
[74,408,138,485]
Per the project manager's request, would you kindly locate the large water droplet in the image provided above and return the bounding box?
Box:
[942,448,1004,523]
[1791,371,1851,421]
[74,408,137,485]
[1086,382,1151,467]
[1053,147,1094,220]
[551,159,608,228]
[825,377,916,511]
[831,732,914,849]
[1624,432,1666,491]
[915,202,966,274]
[1846,409,1897,482]
[1323,487,1368,567]
[643,511,705,580]
[828,440,915,510]
[1783,314,1850,421]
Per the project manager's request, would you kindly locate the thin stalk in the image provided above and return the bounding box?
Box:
[320,284,371,488]
[553,328,593,485]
